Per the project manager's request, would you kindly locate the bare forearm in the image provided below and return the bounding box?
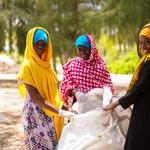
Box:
[39,99,59,114]
[103,100,119,111]
[25,83,59,114]
[31,93,59,114]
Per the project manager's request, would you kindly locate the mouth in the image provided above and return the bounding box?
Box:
[143,49,150,54]
[37,49,45,56]
[38,49,45,53]
[81,55,88,60]
[81,55,86,58]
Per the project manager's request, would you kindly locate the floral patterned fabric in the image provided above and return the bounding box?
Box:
[22,94,57,150]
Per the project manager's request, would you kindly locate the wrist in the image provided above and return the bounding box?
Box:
[62,103,70,111]
[70,89,77,96]
[113,101,119,108]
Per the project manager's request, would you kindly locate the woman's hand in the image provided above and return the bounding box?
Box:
[67,107,78,115]
[69,89,77,96]
[103,101,119,112]
[62,103,78,115]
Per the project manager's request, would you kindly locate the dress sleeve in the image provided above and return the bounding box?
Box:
[99,62,114,94]
[119,60,150,109]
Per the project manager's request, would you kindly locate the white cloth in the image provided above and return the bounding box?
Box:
[72,88,104,113]
[75,91,87,103]
[58,109,125,150]
[103,86,113,107]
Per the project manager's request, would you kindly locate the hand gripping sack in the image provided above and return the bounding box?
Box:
[58,88,131,150]
[72,88,104,113]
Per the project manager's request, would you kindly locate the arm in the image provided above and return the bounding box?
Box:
[103,100,119,111]
[25,83,59,114]
[62,103,78,114]
[119,60,150,109]
[104,61,150,111]
[25,83,78,115]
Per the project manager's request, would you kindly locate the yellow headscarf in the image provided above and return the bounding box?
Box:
[126,23,150,92]
[16,27,64,140]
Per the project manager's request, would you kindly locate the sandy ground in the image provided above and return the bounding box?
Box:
[0,88,24,150]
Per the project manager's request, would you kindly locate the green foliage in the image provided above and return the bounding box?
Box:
[83,0,150,51]
[107,50,139,74]
[1,0,150,70]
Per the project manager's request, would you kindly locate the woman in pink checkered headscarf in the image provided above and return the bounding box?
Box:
[59,34,114,106]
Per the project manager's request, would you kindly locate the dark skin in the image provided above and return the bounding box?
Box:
[139,35,150,55]
[77,45,91,60]
[103,35,150,112]
[33,40,47,58]
[26,40,78,115]
[69,45,91,96]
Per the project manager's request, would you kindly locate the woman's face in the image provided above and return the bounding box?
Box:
[33,40,47,58]
[139,35,150,55]
[77,45,90,60]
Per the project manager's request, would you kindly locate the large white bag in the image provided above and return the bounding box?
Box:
[58,109,125,150]
[72,88,131,138]
[72,88,104,113]
[58,88,131,150]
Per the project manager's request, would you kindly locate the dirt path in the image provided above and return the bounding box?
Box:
[0,88,24,150]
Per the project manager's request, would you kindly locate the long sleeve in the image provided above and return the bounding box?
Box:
[119,60,150,109]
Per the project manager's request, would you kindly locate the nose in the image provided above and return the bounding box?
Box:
[37,44,44,49]
[140,43,146,49]
[80,49,86,53]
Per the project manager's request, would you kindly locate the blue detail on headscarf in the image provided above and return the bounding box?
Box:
[33,29,48,45]
[75,35,90,49]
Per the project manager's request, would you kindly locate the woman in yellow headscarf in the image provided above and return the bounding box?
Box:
[16,27,77,150]
[103,23,150,150]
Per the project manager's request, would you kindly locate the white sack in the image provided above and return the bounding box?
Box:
[58,109,125,150]
[72,88,104,113]
[58,88,131,150]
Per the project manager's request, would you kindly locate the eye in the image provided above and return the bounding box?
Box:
[41,43,47,47]
[145,41,150,45]
[77,48,81,52]
[139,41,142,46]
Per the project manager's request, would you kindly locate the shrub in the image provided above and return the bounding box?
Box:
[107,50,139,74]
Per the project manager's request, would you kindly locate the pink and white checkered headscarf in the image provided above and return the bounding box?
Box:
[59,34,114,105]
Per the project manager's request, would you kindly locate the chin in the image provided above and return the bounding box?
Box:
[144,51,150,55]
[82,58,88,60]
